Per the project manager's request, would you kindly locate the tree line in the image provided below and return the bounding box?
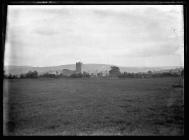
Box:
[4,67,184,79]
[4,71,91,79]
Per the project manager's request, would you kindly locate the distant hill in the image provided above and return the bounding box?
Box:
[4,64,183,75]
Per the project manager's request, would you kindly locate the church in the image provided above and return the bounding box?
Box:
[62,62,82,76]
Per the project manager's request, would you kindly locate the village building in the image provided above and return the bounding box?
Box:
[62,69,75,76]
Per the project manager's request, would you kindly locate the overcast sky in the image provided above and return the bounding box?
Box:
[5,5,184,67]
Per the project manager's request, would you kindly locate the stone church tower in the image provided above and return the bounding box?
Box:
[76,62,82,73]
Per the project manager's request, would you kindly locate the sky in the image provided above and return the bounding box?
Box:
[4,5,184,67]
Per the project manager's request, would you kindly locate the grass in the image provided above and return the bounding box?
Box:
[3,77,184,135]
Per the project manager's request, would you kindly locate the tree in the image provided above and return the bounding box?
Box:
[83,72,90,78]
[97,72,103,77]
[109,66,121,77]
[23,71,38,78]
[20,74,26,78]
[6,74,18,79]
[40,72,57,78]
[147,70,152,74]
[70,73,82,78]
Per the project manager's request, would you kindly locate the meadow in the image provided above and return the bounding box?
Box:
[3,77,184,135]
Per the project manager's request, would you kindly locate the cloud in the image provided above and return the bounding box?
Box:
[5,5,184,67]
[35,28,58,36]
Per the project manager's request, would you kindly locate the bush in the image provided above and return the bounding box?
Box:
[70,73,83,78]
[19,71,38,79]
[39,73,57,78]
[70,72,90,78]
[4,74,18,79]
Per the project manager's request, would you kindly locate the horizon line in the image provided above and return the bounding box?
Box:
[4,63,184,68]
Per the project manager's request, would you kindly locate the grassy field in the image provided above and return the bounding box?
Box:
[3,77,184,136]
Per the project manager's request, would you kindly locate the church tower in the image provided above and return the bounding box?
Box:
[76,62,82,73]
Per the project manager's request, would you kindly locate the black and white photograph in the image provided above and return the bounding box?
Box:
[3,4,184,136]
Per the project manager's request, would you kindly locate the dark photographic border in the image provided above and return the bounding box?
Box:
[1,0,187,137]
